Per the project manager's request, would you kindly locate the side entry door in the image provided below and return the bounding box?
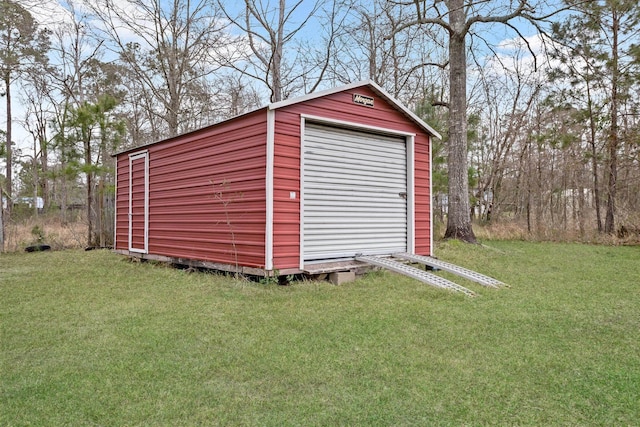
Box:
[128,151,148,253]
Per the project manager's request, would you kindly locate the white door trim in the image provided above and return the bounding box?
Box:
[299,117,415,268]
[128,150,149,254]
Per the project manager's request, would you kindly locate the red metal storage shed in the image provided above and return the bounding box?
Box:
[114,80,441,276]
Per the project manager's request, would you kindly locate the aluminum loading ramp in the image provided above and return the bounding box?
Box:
[393,253,507,288]
[355,255,477,297]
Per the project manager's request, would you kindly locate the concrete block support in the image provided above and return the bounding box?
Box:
[329,271,356,285]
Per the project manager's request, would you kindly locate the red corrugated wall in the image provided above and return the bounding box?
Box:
[115,109,269,268]
[115,155,130,250]
[271,86,432,269]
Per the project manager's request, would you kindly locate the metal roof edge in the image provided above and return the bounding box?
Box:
[113,80,442,157]
[112,106,270,157]
[267,80,371,111]
[268,80,442,140]
[365,80,443,140]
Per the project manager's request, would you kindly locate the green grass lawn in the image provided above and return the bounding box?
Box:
[1,241,639,426]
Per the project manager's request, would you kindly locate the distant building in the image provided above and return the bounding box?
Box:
[13,197,45,210]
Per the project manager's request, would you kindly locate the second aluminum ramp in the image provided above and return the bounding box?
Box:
[356,255,477,297]
[393,252,506,288]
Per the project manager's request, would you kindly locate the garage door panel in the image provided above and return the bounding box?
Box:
[306,159,406,174]
[305,244,406,260]
[305,224,406,231]
[304,229,407,239]
[304,196,406,206]
[305,174,406,187]
[303,123,407,261]
[305,146,406,161]
[305,151,406,164]
[304,211,406,220]
[305,188,406,196]
[305,145,405,164]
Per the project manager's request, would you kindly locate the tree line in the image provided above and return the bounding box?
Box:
[1,0,639,250]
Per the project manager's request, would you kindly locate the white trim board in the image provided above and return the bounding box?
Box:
[128,151,149,254]
[269,80,442,140]
[265,109,275,271]
[299,117,415,268]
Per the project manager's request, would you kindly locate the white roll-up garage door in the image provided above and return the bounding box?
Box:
[303,123,408,262]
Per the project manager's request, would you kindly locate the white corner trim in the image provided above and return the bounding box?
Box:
[298,115,307,270]
[114,159,118,249]
[265,109,275,271]
[429,135,434,257]
[407,135,416,254]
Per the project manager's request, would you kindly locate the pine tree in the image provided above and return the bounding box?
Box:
[54,95,125,246]
[550,0,640,234]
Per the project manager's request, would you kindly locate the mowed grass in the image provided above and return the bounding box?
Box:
[1,241,639,426]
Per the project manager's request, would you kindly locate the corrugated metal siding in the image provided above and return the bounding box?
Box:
[271,110,302,269]
[114,156,130,251]
[272,86,432,267]
[414,135,431,255]
[302,123,407,261]
[116,109,268,268]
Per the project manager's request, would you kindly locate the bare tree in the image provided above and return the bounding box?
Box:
[21,66,54,213]
[88,0,228,136]
[219,0,346,102]
[471,38,543,223]
[331,0,448,105]
[390,0,562,243]
[217,73,262,118]
[548,24,606,233]
[0,0,49,216]
[44,5,100,222]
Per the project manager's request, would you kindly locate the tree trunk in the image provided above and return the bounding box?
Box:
[443,0,476,243]
[33,152,38,218]
[586,82,602,232]
[40,135,49,210]
[61,176,68,224]
[167,45,180,137]
[578,184,585,236]
[4,73,12,216]
[85,138,93,247]
[0,187,4,252]
[535,144,543,232]
[269,0,286,102]
[604,9,619,234]
[98,178,104,247]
